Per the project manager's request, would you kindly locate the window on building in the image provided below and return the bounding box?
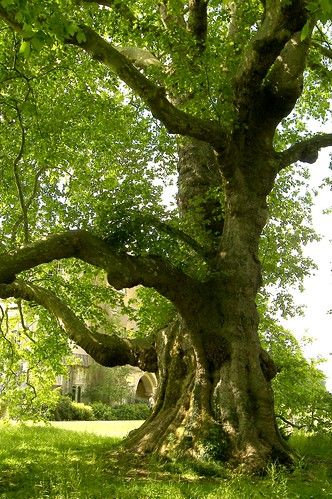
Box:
[72,385,82,402]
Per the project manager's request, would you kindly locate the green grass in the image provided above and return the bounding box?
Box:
[0,423,331,498]
[33,420,144,438]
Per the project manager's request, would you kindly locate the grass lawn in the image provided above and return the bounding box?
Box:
[35,420,145,438]
[0,422,331,498]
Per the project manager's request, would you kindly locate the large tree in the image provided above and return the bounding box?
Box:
[0,0,331,471]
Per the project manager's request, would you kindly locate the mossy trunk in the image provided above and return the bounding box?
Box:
[125,289,292,471]
[125,138,293,472]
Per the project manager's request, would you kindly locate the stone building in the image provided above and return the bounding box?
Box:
[55,345,157,405]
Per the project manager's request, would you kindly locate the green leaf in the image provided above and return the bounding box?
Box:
[19,40,31,58]
[300,22,311,41]
[76,29,86,44]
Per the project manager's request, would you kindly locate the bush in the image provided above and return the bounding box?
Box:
[50,395,94,421]
[71,402,94,421]
[111,403,151,421]
[91,401,114,420]
[91,401,151,420]
[50,397,151,421]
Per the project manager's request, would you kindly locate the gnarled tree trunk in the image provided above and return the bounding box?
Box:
[125,138,293,471]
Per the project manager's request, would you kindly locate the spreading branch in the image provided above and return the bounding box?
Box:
[0,280,158,371]
[11,165,47,244]
[0,6,227,151]
[277,133,332,168]
[11,99,32,243]
[70,26,226,149]
[120,212,208,259]
[276,414,305,430]
[0,230,196,303]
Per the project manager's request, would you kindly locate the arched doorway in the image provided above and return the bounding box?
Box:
[135,373,157,405]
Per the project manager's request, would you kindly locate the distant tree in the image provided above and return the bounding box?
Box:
[0,1,332,471]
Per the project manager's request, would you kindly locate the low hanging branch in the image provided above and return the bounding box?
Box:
[0,279,158,372]
[12,102,30,243]
[0,229,197,303]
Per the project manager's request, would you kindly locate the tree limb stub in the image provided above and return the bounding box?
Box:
[278,133,332,168]
[0,280,158,371]
[0,230,195,302]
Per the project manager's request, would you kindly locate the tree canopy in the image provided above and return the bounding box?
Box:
[0,0,331,471]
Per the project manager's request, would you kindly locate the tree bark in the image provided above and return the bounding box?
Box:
[125,291,292,471]
[125,141,293,472]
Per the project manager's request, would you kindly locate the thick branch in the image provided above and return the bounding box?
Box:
[277,133,332,168]
[0,280,158,371]
[259,31,311,127]
[70,26,226,149]
[234,1,308,118]
[0,230,195,302]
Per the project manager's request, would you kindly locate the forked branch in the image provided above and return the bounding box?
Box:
[234,0,308,118]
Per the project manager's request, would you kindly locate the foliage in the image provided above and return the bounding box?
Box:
[0,301,70,420]
[0,424,331,498]
[0,0,331,466]
[110,402,151,421]
[49,396,150,421]
[50,395,94,421]
[91,401,151,421]
[83,364,133,405]
[90,401,114,420]
[260,319,332,434]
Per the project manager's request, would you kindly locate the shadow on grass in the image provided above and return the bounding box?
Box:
[0,424,331,498]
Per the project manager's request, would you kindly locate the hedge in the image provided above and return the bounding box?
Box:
[49,396,151,421]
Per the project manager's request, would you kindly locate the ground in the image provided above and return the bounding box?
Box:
[0,422,331,498]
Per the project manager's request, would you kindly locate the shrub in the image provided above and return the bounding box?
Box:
[111,403,151,420]
[71,402,94,421]
[91,401,114,420]
[50,397,151,421]
[50,395,94,421]
[91,401,151,420]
